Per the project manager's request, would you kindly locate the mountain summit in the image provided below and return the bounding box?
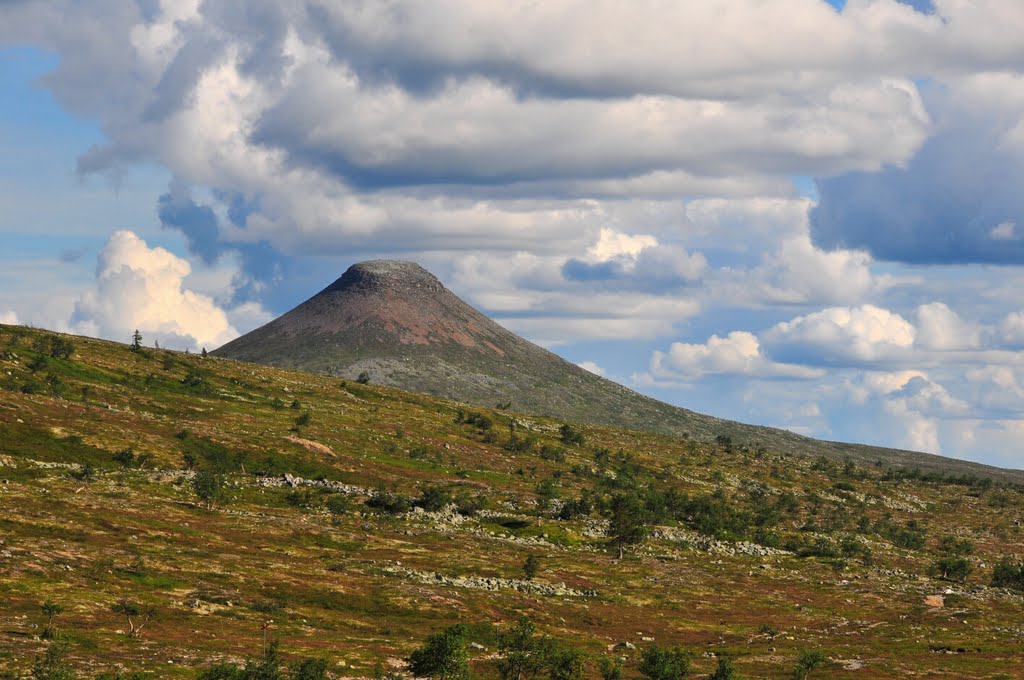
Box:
[214,261,1021,481]
[213,259,641,421]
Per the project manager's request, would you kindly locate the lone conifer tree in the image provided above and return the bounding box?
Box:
[130,329,143,352]
[607,491,650,559]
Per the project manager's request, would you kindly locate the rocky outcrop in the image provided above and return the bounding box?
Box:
[381,564,597,597]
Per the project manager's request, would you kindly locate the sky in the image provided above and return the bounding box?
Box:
[4,0,1024,468]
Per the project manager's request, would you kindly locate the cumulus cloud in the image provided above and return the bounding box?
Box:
[762,304,916,366]
[688,197,894,307]
[998,311,1024,348]
[563,228,707,288]
[0,0,944,277]
[723,235,880,305]
[915,302,980,350]
[69,230,264,351]
[577,361,606,376]
[965,365,1024,416]
[643,330,824,382]
[587,229,657,261]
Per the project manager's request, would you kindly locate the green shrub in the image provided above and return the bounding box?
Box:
[930,556,972,583]
[559,424,585,447]
[416,485,452,512]
[407,624,469,679]
[21,379,46,394]
[539,444,566,463]
[326,494,351,516]
[70,463,96,482]
[454,490,487,517]
[599,657,623,680]
[558,496,592,520]
[40,600,63,640]
[522,554,540,580]
[366,489,413,515]
[285,489,318,509]
[535,477,560,508]
[112,447,137,468]
[709,656,739,680]
[182,369,212,394]
[991,559,1024,590]
[29,640,73,680]
[193,470,227,509]
[938,535,975,556]
[792,650,827,679]
[638,644,691,679]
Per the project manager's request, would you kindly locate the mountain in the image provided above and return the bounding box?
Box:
[214,260,1022,482]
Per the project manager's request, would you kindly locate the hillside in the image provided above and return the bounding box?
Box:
[212,260,1024,485]
[3,324,1024,678]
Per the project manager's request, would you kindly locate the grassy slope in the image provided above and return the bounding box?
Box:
[1,324,1024,678]
[213,303,1024,487]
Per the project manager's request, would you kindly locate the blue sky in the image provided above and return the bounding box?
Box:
[4,0,1024,467]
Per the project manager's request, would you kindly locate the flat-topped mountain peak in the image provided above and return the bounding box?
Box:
[320,260,446,296]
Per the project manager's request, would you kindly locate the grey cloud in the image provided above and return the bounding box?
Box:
[143,28,226,122]
[59,248,85,264]
[158,184,222,265]
[811,117,1024,264]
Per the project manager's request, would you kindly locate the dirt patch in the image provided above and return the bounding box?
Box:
[285,436,336,458]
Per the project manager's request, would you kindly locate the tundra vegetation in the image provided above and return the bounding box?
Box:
[1,324,1024,677]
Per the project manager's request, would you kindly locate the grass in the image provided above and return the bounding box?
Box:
[0,324,1023,677]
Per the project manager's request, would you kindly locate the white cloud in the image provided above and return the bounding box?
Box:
[587,228,657,261]
[762,304,916,365]
[227,302,275,336]
[884,398,941,454]
[998,311,1024,348]
[0,0,940,269]
[645,330,824,381]
[0,311,18,325]
[728,234,880,305]
[851,369,930,402]
[565,228,708,286]
[577,360,606,376]
[915,302,980,350]
[965,365,1024,415]
[69,231,263,351]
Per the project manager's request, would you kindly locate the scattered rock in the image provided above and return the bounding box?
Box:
[382,564,596,597]
[259,474,365,495]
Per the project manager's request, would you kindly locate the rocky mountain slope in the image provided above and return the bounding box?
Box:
[214,261,1024,484]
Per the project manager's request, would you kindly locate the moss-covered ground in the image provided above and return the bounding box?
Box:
[1,325,1023,678]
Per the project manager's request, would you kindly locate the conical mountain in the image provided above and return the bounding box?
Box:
[213,259,665,428]
[214,260,1023,482]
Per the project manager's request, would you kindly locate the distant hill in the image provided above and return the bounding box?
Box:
[214,260,1023,482]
